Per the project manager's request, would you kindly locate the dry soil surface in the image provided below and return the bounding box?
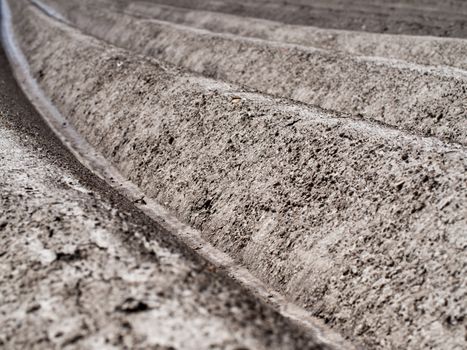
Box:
[0,47,333,350]
[3,0,467,349]
[137,0,467,38]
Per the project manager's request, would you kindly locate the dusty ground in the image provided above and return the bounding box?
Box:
[87,0,467,70]
[0,47,332,350]
[7,1,467,349]
[138,0,467,38]
[42,0,467,145]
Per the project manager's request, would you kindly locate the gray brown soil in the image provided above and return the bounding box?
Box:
[39,0,467,146]
[8,1,467,349]
[0,46,333,349]
[138,0,467,38]
[80,0,467,70]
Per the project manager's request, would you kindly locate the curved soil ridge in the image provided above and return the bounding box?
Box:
[6,1,467,349]
[38,0,467,145]
[121,0,467,38]
[0,44,339,350]
[113,2,467,70]
[43,0,467,70]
